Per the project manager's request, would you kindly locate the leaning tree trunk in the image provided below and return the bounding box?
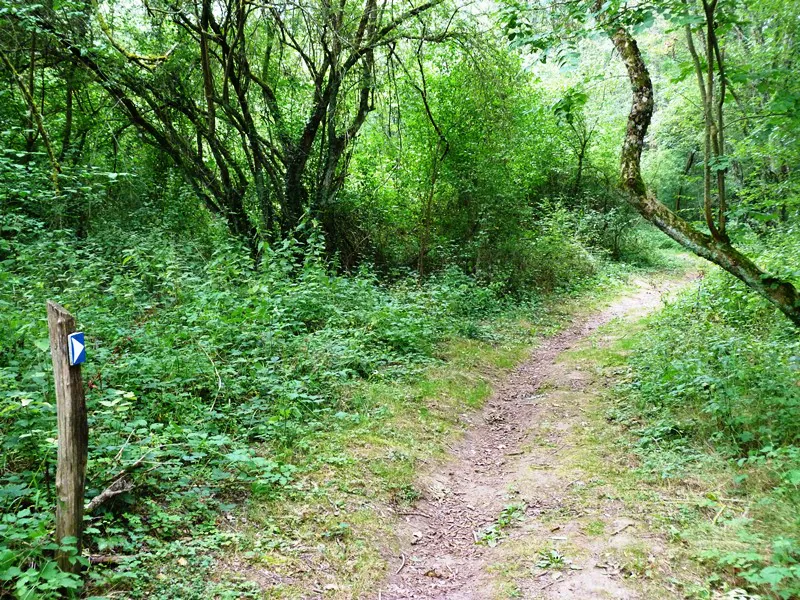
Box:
[608,25,800,327]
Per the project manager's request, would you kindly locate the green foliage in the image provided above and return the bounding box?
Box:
[0,518,84,599]
[536,548,567,569]
[475,502,527,547]
[0,210,512,597]
[553,88,589,126]
[613,231,800,598]
[701,537,800,600]
[490,202,598,293]
[626,267,800,456]
[0,143,105,235]
[341,41,574,284]
[3,0,800,595]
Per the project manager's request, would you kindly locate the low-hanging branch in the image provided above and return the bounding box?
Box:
[91,0,172,69]
[605,21,800,327]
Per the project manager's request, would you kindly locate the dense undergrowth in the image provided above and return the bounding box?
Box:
[0,206,664,598]
[614,230,800,599]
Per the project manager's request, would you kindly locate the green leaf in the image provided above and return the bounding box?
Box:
[783,470,800,485]
[755,565,787,586]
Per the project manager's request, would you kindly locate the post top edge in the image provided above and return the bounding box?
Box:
[47,301,73,317]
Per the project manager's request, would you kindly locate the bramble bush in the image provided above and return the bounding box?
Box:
[615,228,800,599]
[0,210,506,598]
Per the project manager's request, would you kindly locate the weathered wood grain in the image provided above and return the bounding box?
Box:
[47,301,88,574]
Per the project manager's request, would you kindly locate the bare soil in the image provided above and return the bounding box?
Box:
[380,277,691,600]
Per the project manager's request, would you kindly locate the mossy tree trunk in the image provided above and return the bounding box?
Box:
[608,25,800,327]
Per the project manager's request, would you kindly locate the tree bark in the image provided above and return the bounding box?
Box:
[608,25,800,327]
[0,49,61,190]
[60,67,74,161]
[675,148,696,213]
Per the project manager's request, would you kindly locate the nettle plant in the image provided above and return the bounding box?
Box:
[0,212,507,596]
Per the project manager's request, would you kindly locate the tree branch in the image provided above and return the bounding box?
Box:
[0,48,61,190]
[607,23,800,327]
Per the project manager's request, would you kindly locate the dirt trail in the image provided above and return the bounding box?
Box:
[380,276,691,600]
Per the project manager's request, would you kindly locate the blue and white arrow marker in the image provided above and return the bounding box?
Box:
[68,332,86,366]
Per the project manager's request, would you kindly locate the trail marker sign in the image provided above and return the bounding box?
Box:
[47,301,88,574]
[68,332,86,366]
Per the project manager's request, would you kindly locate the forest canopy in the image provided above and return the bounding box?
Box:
[3,0,800,317]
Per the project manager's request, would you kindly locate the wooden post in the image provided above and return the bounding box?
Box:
[47,301,88,574]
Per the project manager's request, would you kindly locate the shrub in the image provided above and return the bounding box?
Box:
[0,212,510,597]
[619,228,800,599]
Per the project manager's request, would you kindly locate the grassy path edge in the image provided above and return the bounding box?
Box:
[198,260,694,598]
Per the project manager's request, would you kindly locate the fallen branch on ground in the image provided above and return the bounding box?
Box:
[85,477,133,513]
[87,554,132,565]
[85,454,148,513]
